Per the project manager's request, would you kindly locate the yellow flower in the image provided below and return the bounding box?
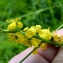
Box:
[36,25,42,32]
[53,34,63,44]
[15,32,25,43]
[53,34,59,42]
[7,22,16,30]
[24,39,31,47]
[16,38,21,44]
[30,38,41,47]
[15,32,31,47]
[25,26,37,38]
[60,36,63,42]
[38,29,51,40]
[7,18,23,30]
[23,27,28,31]
[17,22,23,28]
[14,18,20,22]
[7,33,16,42]
[40,43,48,49]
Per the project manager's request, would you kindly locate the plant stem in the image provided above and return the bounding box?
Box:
[1,30,18,33]
[34,35,63,47]
[19,42,42,63]
[55,24,63,31]
[18,6,56,19]
[2,29,63,47]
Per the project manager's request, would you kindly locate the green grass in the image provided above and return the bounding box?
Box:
[0,40,27,63]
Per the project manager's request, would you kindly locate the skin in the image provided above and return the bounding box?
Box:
[9,29,63,63]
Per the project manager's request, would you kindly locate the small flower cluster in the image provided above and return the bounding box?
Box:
[53,32,63,44]
[7,18,23,30]
[6,18,63,54]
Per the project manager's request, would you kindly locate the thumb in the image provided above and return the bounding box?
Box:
[52,29,63,63]
[52,47,63,63]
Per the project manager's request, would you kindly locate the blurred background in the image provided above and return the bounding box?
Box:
[0,0,63,63]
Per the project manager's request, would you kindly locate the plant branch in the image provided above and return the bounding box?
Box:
[34,35,63,47]
[19,42,42,63]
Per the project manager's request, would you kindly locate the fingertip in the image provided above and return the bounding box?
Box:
[38,45,59,62]
[9,47,34,63]
[52,47,63,63]
[56,29,63,35]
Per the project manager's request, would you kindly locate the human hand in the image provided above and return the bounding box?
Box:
[9,29,63,63]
